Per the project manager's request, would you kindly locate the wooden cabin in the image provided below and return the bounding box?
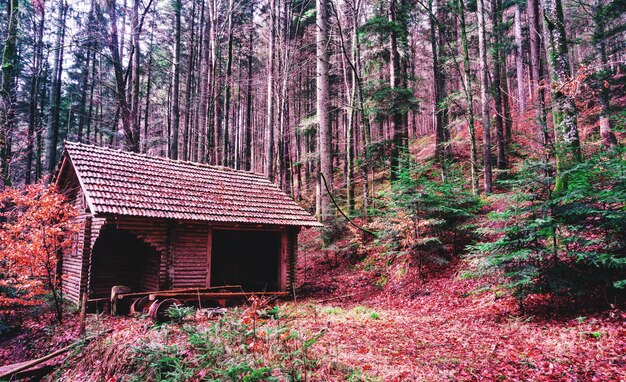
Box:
[53,142,322,305]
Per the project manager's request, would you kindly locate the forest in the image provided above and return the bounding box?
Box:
[0,0,625,379]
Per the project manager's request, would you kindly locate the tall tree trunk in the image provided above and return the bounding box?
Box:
[130,0,141,150]
[222,0,234,167]
[0,0,19,188]
[143,22,155,153]
[104,0,138,152]
[317,0,332,221]
[46,0,67,174]
[592,0,617,148]
[388,0,404,181]
[266,0,276,180]
[170,0,182,159]
[492,0,506,169]
[429,0,447,176]
[543,0,581,195]
[528,0,550,149]
[26,4,45,185]
[514,3,526,114]
[244,6,254,171]
[182,0,197,161]
[457,0,479,194]
[477,0,492,193]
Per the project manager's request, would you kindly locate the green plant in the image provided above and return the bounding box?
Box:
[372,156,481,281]
[470,149,626,311]
[165,304,195,324]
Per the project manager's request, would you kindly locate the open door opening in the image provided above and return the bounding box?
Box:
[90,227,160,298]
[211,229,280,291]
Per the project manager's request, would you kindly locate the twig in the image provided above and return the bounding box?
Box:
[320,173,378,238]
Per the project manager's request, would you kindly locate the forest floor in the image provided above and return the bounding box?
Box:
[287,229,626,381]
[1,228,624,381]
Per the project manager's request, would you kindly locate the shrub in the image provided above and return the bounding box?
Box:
[0,182,79,323]
[469,148,626,311]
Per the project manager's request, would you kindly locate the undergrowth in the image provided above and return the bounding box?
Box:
[124,298,325,381]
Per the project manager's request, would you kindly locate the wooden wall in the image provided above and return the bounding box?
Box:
[171,221,209,289]
[63,213,302,302]
[62,215,91,304]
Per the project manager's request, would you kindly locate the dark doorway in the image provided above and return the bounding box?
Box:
[91,227,160,297]
[211,229,280,291]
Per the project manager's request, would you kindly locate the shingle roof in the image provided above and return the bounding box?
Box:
[58,142,322,227]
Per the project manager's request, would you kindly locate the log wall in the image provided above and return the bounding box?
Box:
[171,221,209,289]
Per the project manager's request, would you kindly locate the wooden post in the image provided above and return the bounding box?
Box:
[206,226,212,287]
[279,229,288,290]
[79,291,88,336]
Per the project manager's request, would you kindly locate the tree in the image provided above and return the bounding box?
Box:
[587,0,621,148]
[543,0,581,195]
[0,0,18,188]
[0,183,79,323]
[471,150,626,312]
[171,0,182,159]
[265,0,276,180]
[317,0,332,222]
[456,0,479,194]
[477,0,492,193]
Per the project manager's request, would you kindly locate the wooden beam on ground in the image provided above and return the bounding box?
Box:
[0,330,112,380]
[116,285,242,300]
[148,291,287,301]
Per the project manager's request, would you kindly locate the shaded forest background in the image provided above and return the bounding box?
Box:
[0,0,623,201]
[1,0,626,305]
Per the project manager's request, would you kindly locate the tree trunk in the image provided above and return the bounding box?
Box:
[45,0,67,175]
[0,0,19,188]
[222,0,234,167]
[514,3,526,114]
[104,0,138,152]
[266,0,276,180]
[528,0,550,149]
[457,0,479,194]
[388,0,404,181]
[26,4,45,185]
[317,0,332,221]
[592,0,617,148]
[477,0,492,193]
[491,0,506,170]
[543,0,581,195]
[170,0,182,159]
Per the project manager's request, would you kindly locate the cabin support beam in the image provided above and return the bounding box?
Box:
[206,226,213,287]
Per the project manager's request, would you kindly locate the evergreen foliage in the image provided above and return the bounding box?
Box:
[373,157,482,279]
[470,148,626,310]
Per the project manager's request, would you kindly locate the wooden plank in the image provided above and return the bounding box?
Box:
[117,285,242,300]
[0,330,111,380]
[149,291,287,301]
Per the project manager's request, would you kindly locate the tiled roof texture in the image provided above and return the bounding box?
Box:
[62,142,322,227]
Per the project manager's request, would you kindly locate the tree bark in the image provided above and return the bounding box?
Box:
[45,0,67,174]
[0,0,19,188]
[170,0,182,159]
[477,0,492,193]
[457,0,479,194]
[543,0,581,195]
[514,3,526,114]
[592,0,617,148]
[266,0,276,180]
[528,0,550,149]
[317,0,332,221]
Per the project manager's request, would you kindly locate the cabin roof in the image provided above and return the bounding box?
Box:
[56,141,322,227]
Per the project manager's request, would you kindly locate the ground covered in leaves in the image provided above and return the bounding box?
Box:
[1,228,624,381]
